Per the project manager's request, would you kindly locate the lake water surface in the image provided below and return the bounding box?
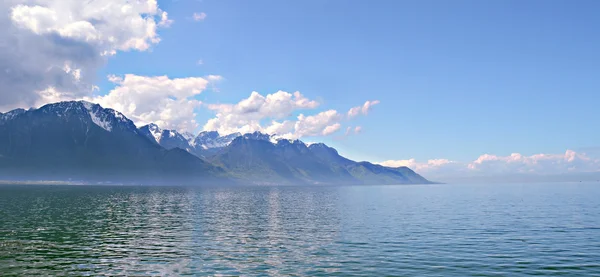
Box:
[1,183,599,276]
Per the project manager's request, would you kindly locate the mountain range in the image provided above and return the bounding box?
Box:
[0,101,432,185]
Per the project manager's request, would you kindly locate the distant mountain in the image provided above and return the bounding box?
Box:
[0,101,227,184]
[0,108,26,122]
[0,101,432,186]
[138,125,240,158]
[210,133,431,185]
[192,131,241,157]
[139,123,195,152]
[306,142,430,184]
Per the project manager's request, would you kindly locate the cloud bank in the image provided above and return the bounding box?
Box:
[378,150,600,181]
[87,74,222,131]
[203,91,374,138]
[0,0,171,112]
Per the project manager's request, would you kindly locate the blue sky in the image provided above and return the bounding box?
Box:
[2,0,599,179]
[97,0,599,161]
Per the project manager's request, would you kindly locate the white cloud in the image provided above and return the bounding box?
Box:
[86,74,220,132]
[158,11,174,27]
[323,123,342,136]
[377,150,600,180]
[10,0,170,55]
[203,90,320,135]
[378,159,455,172]
[203,91,378,138]
[348,100,380,118]
[197,59,203,65]
[193,12,207,21]
[295,110,342,137]
[467,150,599,174]
[263,120,296,136]
[0,0,171,112]
[36,87,81,107]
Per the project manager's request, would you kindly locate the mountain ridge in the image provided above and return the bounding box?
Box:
[0,101,432,186]
[0,101,230,185]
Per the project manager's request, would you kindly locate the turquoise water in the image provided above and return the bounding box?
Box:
[1,183,599,276]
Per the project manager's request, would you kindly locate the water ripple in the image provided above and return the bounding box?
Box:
[0,183,599,276]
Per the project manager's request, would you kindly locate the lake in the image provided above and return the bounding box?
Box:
[1,183,599,276]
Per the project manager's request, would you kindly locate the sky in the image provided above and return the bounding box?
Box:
[1,0,599,181]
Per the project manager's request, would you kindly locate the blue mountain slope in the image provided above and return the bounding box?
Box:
[211,135,432,185]
[0,101,227,184]
[0,101,431,185]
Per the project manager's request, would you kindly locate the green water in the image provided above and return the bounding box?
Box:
[1,183,599,276]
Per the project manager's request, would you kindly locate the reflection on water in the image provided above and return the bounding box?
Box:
[1,183,600,276]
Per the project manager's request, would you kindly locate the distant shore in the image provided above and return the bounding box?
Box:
[0,180,83,185]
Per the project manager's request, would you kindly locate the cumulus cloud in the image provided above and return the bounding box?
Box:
[323,123,342,136]
[377,150,600,180]
[203,90,382,138]
[86,74,220,132]
[348,100,380,118]
[158,11,174,28]
[263,120,296,136]
[0,0,171,112]
[193,12,207,21]
[203,90,320,135]
[10,1,169,53]
[295,110,342,137]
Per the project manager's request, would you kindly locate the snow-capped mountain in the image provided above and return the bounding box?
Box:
[80,101,138,133]
[0,100,431,185]
[2,101,139,133]
[241,131,274,142]
[193,131,241,150]
[139,123,195,152]
[138,126,242,157]
[192,131,219,148]
[241,131,305,145]
[0,109,26,124]
[0,101,223,183]
[139,127,307,158]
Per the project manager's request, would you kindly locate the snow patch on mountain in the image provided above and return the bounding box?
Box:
[145,124,163,143]
[193,131,241,150]
[112,110,126,120]
[182,132,196,145]
[82,101,113,132]
[0,109,26,123]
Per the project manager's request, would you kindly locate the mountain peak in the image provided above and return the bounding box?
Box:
[275,138,304,146]
[0,108,26,123]
[36,101,135,133]
[308,142,339,156]
[146,123,160,129]
[194,131,240,150]
[197,130,220,139]
[308,142,329,148]
[139,123,164,143]
[242,131,278,143]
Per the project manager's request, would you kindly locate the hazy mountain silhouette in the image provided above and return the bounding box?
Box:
[0,101,431,185]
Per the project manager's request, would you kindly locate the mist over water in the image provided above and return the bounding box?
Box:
[1,183,599,276]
